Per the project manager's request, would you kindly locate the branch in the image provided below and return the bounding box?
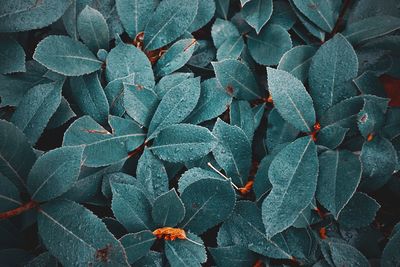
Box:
[0,200,39,220]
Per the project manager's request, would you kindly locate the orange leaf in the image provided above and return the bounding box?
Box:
[152,227,187,241]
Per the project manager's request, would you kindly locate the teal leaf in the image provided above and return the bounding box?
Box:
[120,231,156,264]
[154,72,193,98]
[115,0,156,39]
[63,115,145,167]
[178,167,224,194]
[277,45,317,83]
[180,178,236,234]
[343,16,400,45]
[357,98,388,138]
[209,245,256,267]
[135,251,163,266]
[316,125,348,149]
[266,108,299,152]
[150,124,217,163]
[104,75,134,117]
[382,223,400,267]
[143,0,198,50]
[309,34,358,115]
[147,77,201,140]
[25,252,58,267]
[316,150,362,219]
[212,119,251,187]
[0,174,21,213]
[262,136,318,237]
[152,189,185,227]
[211,19,240,49]
[321,239,369,267]
[27,146,84,202]
[382,108,400,140]
[188,0,216,32]
[269,0,297,30]
[0,120,36,190]
[216,36,245,61]
[213,59,262,100]
[111,182,154,232]
[290,1,325,41]
[62,0,91,40]
[242,0,273,34]
[247,24,292,65]
[267,68,316,133]
[77,5,109,52]
[253,156,273,202]
[230,100,255,142]
[47,97,76,129]
[69,73,110,125]
[11,81,62,144]
[0,38,25,74]
[33,35,102,76]
[215,0,230,19]
[155,39,197,77]
[38,199,129,266]
[338,192,380,229]
[0,0,72,32]
[165,232,206,267]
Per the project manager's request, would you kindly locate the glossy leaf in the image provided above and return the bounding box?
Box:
[152,189,185,227]
[120,231,156,264]
[242,0,273,34]
[0,38,25,74]
[357,98,388,138]
[154,72,194,98]
[77,6,109,52]
[316,125,348,149]
[47,97,76,129]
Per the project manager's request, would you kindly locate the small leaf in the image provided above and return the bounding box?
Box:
[0,38,25,74]
[0,174,21,213]
[77,6,109,52]
[382,223,400,267]
[28,146,84,202]
[188,0,216,32]
[321,239,369,267]
[150,124,217,163]
[290,1,325,41]
[120,231,156,264]
[33,35,102,76]
[269,0,297,30]
[242,0,273,34]
[165,232,207,266]
[211,19,240,49]
[152,189,185,227]
[267,68,316,133]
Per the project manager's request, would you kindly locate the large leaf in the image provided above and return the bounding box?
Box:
[152,189,185,227]
[143,0,198,50]
[267,68,316,133]
[165,232,207,267]
[33,35,102,76]
[321,239,369,267]
[0,174,21,213]
[0,38,26,74]
[77,6,109,52]
[242,0,273,34]
[119,231,155,264]
[38,199,129,266]
[262,136,318,237]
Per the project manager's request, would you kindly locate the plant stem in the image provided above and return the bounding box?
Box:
[0,200,39,220]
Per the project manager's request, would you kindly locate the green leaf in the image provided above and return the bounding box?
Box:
[247,24,292,65]
[0,174,21,213]
[267,68,316,133]
[77,5,109,52]
[266,108,299,152]
[47,97,76,129]
[316,125,348,149]
[0,38,25,74]
[338,192,380,229]
[111,182,154,232]
[253,156,273,202]
[69,73,110,125]
[27,146,84,202]
[120,231,156,264]
[321,239,369,267]
[357,98,388,138]
[213,59,262,100]
[343,16,400,45]
[155,39,197,77]
[165,232,206,267]
[211,19,240,49]
[209,245,256,267]
[33,35,102,76]
[215,0,230,19]
[277,45,317,83]
[382,108,400,140]
[188,0,216,32]
[154,72,194,98]
[144,0,198,50]
[38,199,129,266]
[230,100,255,142]
[262,136,318,237]
[116,0,156,39]
[212,119,251,187]
[180,178,236,234]
[147,77,201,140]
[309,34,358,115]
[382,223,400,267]
[216,36,244,61]
[150,124,217,163]
[316,150,362,219]
[152,189,185,227]
[269,0,297,30]
[0,0,72,32]
[63,115,145,167]
[289,1,325,41]
[11,81,62,144]
[242,0,273,34]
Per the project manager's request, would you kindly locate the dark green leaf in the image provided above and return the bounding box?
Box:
[47,97,76,129]
[357,98,388,138]
[165,232,207,267]
[316,125,348,149]
[242,0,273,34]
[152,189,185,227]
[154,72,194,98]
[209,245,256,267]
[188,0,216,32]
[0,38,25,74]
[0,174,21,213]
[77,6,109,52]
[211,19,240,49]
[216,36,245,61]
[120,231,156,264]
[321,239,369,267]
[230,100,255,142]
[382,223,400,267]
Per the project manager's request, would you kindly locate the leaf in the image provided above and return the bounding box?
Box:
[242,0,273,34]
[216,36,245,61]
[38,199,129,266]
[0,0,72,32]
[33,35,102,76]
[0,174,21,213]
[309,34,358,115]
[69,73,110,125]
[119,231,156,264]
[212,119,252,186]
[111,182,154,232]
[143,0,198,50]
[152,189,185,227]
[215,0,230,19]
[209,245,256,267]
[155,39,197,77]
[267,68,316,133]
[321,239,369,267]
[213,59,262,100]
[0,38,25,74]
[338,192,380,230]
[316,150,362,218]
[11,81,62,144]
[178,167,224,194]
[211,19,240,49]
[63,115,145,167]
[188,0,216,32]
[230,100,255,142]
[357,98,388,138]
[154,72,194,98]
[77,5,109,52]
[27,146,84,202]
[165,232,207,267]
[180,178,236,234]
[147,77,201,140]
[343,16,400,45]
[262,136,318,237]
[316,125,348,149]
[150,124,217,163]
[47,97,76,129]
[269,0,297,30]
[277,45,317,83]
[135,251,163,266]
[115,0,156,39]
[25,252,58,267]
[247,24,292,66]
[253,156,273,202]
[382,223,400,267]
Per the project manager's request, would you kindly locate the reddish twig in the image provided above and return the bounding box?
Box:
[0,200,39,220]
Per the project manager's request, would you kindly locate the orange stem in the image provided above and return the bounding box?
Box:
[0,200,39,220]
